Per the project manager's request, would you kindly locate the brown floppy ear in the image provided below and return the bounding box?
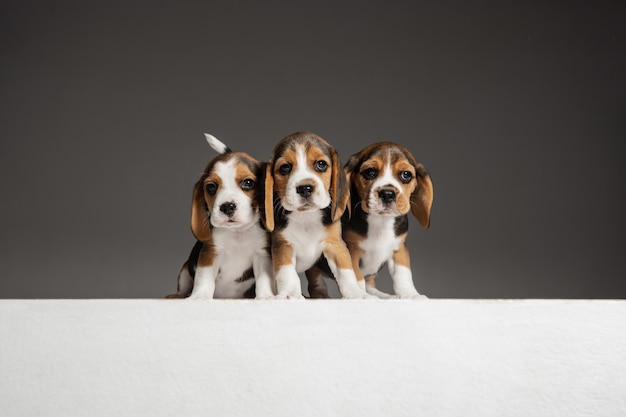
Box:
[342,152,363,220]
[190,179,212,241]
[410,164,434,229]
[262,160,275,232]
[330,149,350,222]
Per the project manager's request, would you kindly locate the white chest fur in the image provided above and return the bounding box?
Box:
[358,215,402,276]
[210,222,266,298]
[281,210,326,273]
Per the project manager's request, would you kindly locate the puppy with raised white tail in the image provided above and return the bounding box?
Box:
[167,134,274,299]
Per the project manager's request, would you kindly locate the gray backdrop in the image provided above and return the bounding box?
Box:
[1,0,624,299]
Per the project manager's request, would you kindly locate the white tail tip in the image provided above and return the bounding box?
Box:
[204,133,231,154]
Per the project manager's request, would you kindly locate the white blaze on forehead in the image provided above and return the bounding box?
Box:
[214,159,239,196]
[293,145,310,179]
[372,157,404,193]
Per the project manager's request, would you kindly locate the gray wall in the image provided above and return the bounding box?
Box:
[1,0,624,298]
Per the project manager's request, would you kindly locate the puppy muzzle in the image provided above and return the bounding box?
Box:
[369,186,402,215]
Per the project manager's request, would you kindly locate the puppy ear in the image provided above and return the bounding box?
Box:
[342,168,352,220]
[342,152,362,220]
[344,152,361,175]
[410,164,434,229]
[330,149,350,222]
[190,179,212,241]
[262,161,275,232]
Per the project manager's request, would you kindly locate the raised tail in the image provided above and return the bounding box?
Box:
[204,133,232,154]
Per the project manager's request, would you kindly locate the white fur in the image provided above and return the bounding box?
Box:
[388,263,424,299]
[358,216,401,276]
[282,210,327,273]
[281,145,330,212]
[189,221,269,299]
[274,211,325,299]
[204,133,229,154]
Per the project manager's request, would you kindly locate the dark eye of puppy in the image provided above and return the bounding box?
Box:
[362,168,378,180]
[314,160,328,173]
[278,163,292,175]
[206,183,218,195]
[399,170,413,183]
[240,178,255,190]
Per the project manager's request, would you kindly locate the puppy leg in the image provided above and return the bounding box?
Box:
[349,250,393,299]
[166,262,194,298]
[272,239,304,299]
[323,227,373,299]
[364,274,395,299]
[389,245,426,299]
[305,265,330,299]
[274,267,304,299]
[188,265,219,299]
[253,251,275,299]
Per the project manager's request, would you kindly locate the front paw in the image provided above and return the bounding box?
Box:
[273,292,305,300]
[396,293,428,300]
[254,288,276,300]
[255,294,275,300]
[365,287,395,299]
[341,289,378,300]
[187,292,214,300]
[165,293,187,299]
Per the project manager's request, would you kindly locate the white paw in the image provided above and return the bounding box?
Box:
[273,292,305,300]
[254,288,276,300]
[254,294,274,300]
[187,294,213,300]
[341,289,378,300]
[395,293,428,300]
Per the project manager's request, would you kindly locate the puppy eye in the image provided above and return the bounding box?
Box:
[205,183,218,195]
[314,160,328,173]
[399,170,413,183]
[240,178,255,190]
[278,163,292,175]
[362,168,378,180]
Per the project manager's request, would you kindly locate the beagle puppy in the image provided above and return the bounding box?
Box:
[168,134,274,299]
[340,142,433,299]
[262,131,372,299]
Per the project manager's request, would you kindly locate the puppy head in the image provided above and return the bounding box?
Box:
[345,142,433,228]
[263,131,349,232]
[190,152,264,241]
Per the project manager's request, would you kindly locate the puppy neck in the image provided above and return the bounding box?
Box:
[348,196,408,237]
[212,212,261,235]
[273,199,333,230]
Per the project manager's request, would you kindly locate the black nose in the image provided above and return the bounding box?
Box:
[219,202,237,217]
[296,184,314,198]
[378,189,396,204]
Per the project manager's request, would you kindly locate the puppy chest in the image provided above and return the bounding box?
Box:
[281,216,326,271]
[358,220,401,275]
[213,227,266,279]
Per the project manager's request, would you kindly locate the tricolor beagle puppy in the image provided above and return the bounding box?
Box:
[340,142,434,299]
[167,134,274,299]
[262,131,372,299]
